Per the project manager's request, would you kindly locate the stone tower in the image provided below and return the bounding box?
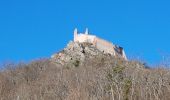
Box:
[74,28,78,41]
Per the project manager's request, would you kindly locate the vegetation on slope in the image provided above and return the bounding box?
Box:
[0,55,170,100]
[0,42,170,100]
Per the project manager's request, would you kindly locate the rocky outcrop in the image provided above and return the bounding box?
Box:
[51,41,126,66]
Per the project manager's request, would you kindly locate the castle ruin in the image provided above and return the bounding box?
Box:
[74,28,127,60]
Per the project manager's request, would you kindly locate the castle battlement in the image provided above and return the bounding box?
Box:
[74,28,127,60]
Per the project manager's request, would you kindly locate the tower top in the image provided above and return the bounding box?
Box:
[74,28,78,41]
[85,28,88,35]
[74,28,78,33]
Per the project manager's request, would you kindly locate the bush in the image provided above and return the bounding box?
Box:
[73,60,80,67]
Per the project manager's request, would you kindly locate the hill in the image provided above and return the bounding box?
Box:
[0,42,170,100]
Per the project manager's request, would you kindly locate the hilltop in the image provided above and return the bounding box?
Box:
[0,29,169,100]
[0,40,170,100]
[51,41,127,67]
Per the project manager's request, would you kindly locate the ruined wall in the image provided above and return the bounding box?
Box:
[94,37,127,60]
[75,34,88,43]
[94,37,116,56]
[73,28,127,60]
[75,34,96,44]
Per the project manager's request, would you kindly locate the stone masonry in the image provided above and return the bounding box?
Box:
[74,28,127,60]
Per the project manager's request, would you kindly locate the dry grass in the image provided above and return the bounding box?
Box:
[0,56,170,100]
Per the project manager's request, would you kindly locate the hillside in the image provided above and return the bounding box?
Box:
[0,42,170,100]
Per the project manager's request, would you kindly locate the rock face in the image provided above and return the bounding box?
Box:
[51,41,126,66]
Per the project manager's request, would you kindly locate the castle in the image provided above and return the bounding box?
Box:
[74,28,127,60]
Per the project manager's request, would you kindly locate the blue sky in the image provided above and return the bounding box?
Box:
[0,0,170,65]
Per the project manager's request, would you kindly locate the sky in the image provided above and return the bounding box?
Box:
[0,0,170,66]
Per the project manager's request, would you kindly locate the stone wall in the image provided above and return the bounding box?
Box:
[73,28,127,60]
[94,37,116,56]
[74,34,96,44]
